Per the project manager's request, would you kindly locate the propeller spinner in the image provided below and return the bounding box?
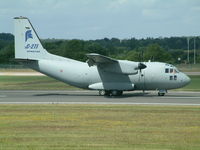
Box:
[138,62,147,70]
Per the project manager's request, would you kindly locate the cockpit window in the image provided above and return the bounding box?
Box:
[174,68,179,73]
[170,76,173,80]
[174,75,177,80]
[165,64,180,73]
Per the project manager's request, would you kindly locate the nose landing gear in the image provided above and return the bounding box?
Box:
[158,89,167,96]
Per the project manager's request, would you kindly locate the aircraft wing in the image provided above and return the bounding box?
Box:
[86,53,141,75]
[86,53,118,66]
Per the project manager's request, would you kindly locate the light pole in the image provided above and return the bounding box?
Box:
[194,37,196,64]
[187,37,190,64]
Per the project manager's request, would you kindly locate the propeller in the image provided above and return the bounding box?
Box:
[137,62,147,73]
[138,62,146,70]
[137,50,147,72]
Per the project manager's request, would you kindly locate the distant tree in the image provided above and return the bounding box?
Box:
[0,33,14,41]
[85,42,107,55]
[144,44,173,63]
[125,51,140,61]
[0,44,14,64]
[110,38,120,47]
[61,40,86,61]
[169,50,185,64]
[0,32,200,64]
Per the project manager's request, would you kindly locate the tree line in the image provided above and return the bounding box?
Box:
[0,33,199,64]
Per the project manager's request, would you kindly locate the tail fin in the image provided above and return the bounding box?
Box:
[14,17,48,60]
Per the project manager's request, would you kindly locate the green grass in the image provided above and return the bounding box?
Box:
[0,75,200,91]
[178,75,200,91]
[176,64,200,72]
[0,69,35,72]
[0,76,79,90]
[0,105,200,150]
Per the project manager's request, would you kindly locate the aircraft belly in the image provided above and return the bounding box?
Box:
[89,82,134,90]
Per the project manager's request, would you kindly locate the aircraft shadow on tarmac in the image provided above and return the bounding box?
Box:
[33,92,151,98]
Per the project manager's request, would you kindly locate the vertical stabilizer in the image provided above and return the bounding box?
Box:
[14,17,48,60]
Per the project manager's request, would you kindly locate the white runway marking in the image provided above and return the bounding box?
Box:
[0,95,6,98]
[162,97,200,99]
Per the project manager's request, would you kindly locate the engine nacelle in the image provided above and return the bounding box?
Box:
[99,60,143,75]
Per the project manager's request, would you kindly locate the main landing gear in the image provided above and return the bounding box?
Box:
[99,90,123,96]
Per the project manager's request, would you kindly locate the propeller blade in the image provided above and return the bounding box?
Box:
[138,63,147,70]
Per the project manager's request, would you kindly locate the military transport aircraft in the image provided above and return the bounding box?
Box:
[14,17,191,96]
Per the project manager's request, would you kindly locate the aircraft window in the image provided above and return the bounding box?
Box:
[170,76,173,80]
[165,68,169,73]
[174,68,179,73]
[174,75,177,80]
[170,69,173,73]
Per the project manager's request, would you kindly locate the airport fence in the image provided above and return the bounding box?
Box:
[0,64,28,69]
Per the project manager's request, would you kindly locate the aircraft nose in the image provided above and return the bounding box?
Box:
[182,74,191,86]
[186,75,191,84]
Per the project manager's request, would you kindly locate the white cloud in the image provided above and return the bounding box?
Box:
[1,0,200,39]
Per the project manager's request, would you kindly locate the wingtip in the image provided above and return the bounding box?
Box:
[14,16,28,19]
[86,53,99,57]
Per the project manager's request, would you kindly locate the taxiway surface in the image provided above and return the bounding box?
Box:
[0,90,200,105]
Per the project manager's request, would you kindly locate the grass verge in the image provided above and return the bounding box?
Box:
[176,64,200,72]
[0,76,79,90]
[177,75,200,91]
[0,105,200,150]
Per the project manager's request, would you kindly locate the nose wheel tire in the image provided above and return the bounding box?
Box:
[158,93,165,96]
[158,89,167,96]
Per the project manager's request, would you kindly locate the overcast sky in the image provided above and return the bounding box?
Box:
[1,0,200,40]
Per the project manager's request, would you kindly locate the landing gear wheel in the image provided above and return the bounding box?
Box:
[99,90,105,96]
[99,90,123,96]
[158,93,165,96]
[158,89,167,96]
[105,90,111,96]
[111,90,123,96]
[117,91,123,96]
[111,90,118,96]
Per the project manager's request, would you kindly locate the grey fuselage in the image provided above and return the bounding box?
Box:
[24,53,190,91]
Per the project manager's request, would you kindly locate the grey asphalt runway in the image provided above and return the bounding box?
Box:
[0,90,200,105]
